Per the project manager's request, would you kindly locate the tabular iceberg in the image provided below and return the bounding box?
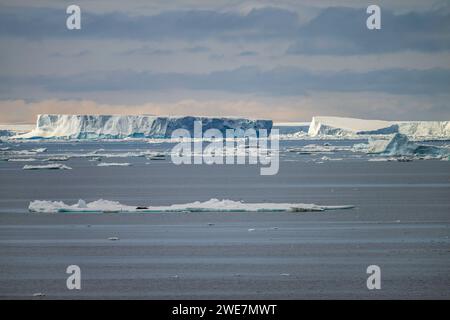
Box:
[28,198,355,213]
[14,114,273,140]
[308,116,450,140]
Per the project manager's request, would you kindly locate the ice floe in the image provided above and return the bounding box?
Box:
[97,162,131,167]
[28,198,355,213]
[23,163,72,170]
[287,144,351,154]
[7,158,37,162]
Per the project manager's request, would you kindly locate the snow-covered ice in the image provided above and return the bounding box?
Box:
[28,198,355,213]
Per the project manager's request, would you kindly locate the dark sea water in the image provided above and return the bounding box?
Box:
[0,139,449,298]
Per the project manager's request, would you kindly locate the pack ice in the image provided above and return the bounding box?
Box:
[28,198,355,213]
[14,114,272,139]
[308,116,450,140]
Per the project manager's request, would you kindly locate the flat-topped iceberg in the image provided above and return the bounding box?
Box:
[14,114,272,140]
[28,198,355,213]
[308,116,450,140]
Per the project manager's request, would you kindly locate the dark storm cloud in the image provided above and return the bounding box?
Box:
[1,5,449,54]
[0,6,299,40]
[287,7,450,55]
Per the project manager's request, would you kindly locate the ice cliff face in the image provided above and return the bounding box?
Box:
[16,115,273,139]
[308,116,450,140]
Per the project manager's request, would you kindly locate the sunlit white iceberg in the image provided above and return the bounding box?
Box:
[15,114,272,139]
[308,116,450,140]
[28,198,355,213]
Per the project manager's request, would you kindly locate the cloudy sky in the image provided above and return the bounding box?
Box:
[0,0,449,123]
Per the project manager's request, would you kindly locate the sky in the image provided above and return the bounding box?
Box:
[0,0,449,123]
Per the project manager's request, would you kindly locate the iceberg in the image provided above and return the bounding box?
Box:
[28,198,355,213]
[14,114,273,140]
[23,163,72,170]
[367,133,448,157]
[308,116,450,140]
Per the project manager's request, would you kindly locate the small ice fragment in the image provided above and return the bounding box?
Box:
[280,273,290,277]
[97,162,131,167]
[33,292,45,297]
[107,237,120,241]
[248,228,255,232]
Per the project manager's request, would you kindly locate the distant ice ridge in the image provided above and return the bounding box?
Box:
[308,116,450,140]
[0,124,35,137]
[14,114,272,140]
[28,198,355,213]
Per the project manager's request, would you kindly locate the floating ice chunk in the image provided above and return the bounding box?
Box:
[7,158,37,162]
[28,198,355,213]
[31,148,47,153]
[43,156,70,161]
[23,163,72,170]
[8,150,39,156]
[367,133,448,157]
[287,144,350,154]
[107,237,120,241]
[32,293,45,297]
[147,153,166,160]
[97,162,131,167]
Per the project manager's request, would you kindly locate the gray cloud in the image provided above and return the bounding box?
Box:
[1,5,449,55]
[287,7,450,55]
[2,67,449,97]
[0,6,299,41]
